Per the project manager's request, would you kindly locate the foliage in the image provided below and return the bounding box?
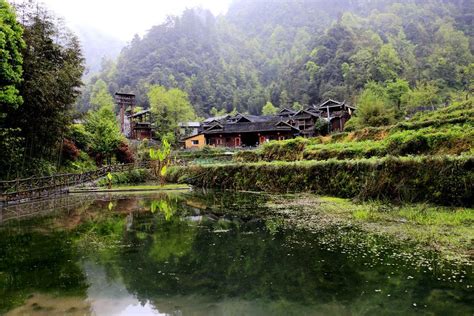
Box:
[148,85,197,139]
[85,94,122,165]
[261,101,277,115]
[168,156,473,206]
[85,0,472,118]
[0,0,24,119]
[401,82,442,112]
[97,169,150,187]
[60,151,96,173]
[0,128,23,179]
[67,124,92,151]
[61,139,80,162]
[313,119,330,136]
[115,141,135,164]
[349,83,396,128]
[89,79,115,110]
[149,138,172,184]
[7,1,84,159]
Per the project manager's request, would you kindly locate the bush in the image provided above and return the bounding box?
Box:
[167,156,473,206]
[97,169,150,186]
[115,141,135,164]
[68,124,92,151]
[61,152,96,173]
[62,139,80,162]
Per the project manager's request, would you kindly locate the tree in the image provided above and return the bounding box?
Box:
[350,83,396,128]
[85,101,122,165]
[0,0,24,119]
[292,102,303,111]
[7,1,84,167]
[262,101,277,115]
[386,79,410,110]
[401,82,441,112]
[148,85,196,139]
[0,0,24,179]
[90,79,115,110]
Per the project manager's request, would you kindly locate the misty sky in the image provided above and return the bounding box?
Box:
[11,0,233,41]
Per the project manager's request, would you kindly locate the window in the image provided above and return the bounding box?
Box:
[192,140,199,145]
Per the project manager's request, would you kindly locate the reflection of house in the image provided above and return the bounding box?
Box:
[181,99,355,149]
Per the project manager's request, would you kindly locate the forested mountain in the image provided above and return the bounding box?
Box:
[86,0,473,116]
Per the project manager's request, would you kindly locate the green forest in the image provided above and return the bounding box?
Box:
[86,0,472,116]
[0,0,473,180]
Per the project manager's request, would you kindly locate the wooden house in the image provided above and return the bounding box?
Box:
[315,99,356,132]
[202,114,299,148]
[129,109,153,140]
[181,99,355,149]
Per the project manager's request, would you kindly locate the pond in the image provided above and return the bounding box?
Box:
[0,191,472,315]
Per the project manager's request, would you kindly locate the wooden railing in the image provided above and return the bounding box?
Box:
[0,162,150,205]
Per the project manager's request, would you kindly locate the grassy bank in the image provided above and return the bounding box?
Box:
[167,155,473,206]
[235,100,474,163]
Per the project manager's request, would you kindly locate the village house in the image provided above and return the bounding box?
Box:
[182,99,355,149]
[116,92,154,140]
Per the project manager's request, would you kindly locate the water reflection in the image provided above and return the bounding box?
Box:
[0,191,472,315]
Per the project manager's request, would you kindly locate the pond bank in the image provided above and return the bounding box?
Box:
[69,184,190,193]
[167,155,473,206]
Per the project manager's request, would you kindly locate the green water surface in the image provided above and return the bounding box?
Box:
[0,191,472,315]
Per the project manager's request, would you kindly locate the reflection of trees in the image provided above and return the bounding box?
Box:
[2,191,471,315]
[0,229,88,313]
[114,218,364,306]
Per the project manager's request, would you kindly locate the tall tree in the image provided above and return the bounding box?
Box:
[90,79,115,110]
[148,85,196,139]
[0,0,24,120]
[262,101,277,115]
[7,1,84,167]
[0,0,25,179]
[85,100,122,165]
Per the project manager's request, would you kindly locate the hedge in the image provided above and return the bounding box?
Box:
[167,156,473,206]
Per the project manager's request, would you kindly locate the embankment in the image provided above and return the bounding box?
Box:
[167,155,473,206]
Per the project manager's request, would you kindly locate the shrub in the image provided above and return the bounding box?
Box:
[97,169,150,186]
[167,156,473,206]
[61,139,80,162]
[115,141,135,164]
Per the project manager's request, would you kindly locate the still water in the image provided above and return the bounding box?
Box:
[0,191,472,315]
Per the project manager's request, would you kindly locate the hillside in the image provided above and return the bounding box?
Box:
[84,0,473,117]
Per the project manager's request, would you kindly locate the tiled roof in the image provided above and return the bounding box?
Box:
[203,118,298,135]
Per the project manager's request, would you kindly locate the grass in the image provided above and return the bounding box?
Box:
[267,194,474,261]
[71,184,190,193]
[233,99,474,163]
[167,155,473,206]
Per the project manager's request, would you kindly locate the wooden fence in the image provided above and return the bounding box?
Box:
[0,162,149,205]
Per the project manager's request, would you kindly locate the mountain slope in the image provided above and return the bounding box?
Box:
[86,0,473,116]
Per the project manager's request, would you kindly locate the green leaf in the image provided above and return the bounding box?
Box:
[160,165,167,176]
